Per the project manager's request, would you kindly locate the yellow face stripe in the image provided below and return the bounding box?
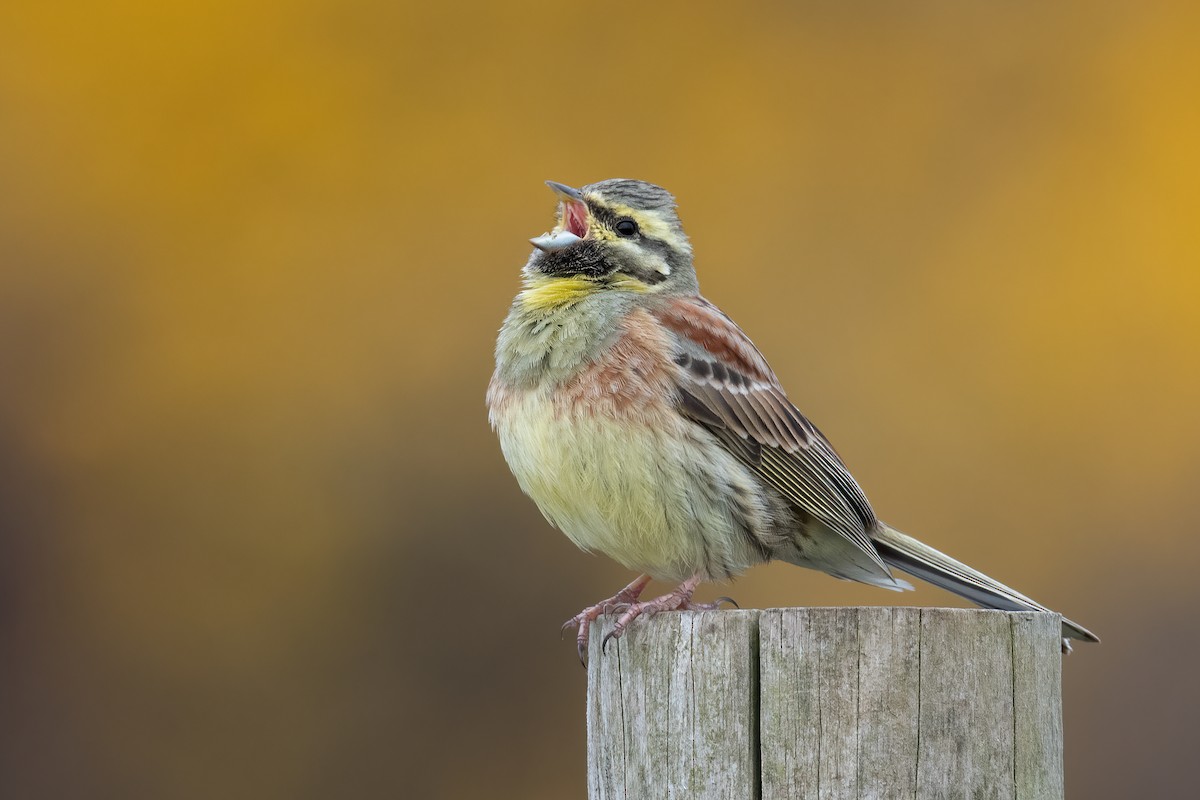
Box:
[518,273,654,310]
[607,203,674,239]
[518,276,598,310]
[582,194,689,256]
[608,275,652,293]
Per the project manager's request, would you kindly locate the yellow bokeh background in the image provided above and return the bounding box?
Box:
[2,2,1197,797]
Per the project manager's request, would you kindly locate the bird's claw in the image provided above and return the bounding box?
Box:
[567,575,732,663]
[563,575,654,667]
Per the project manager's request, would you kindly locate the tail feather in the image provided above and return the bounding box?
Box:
[873,523,1100,649]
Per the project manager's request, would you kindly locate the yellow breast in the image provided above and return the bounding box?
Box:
[492,388,703,578]
[488,305,772,581]
[489,386,769,582]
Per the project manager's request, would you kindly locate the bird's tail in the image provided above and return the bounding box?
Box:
[873,523,1099,650]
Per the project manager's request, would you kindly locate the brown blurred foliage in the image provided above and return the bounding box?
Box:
[2,1,1198,797]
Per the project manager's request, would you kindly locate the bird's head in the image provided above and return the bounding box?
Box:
[522,179,698,299]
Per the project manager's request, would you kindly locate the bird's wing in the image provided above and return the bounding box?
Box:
[652,295,889,575]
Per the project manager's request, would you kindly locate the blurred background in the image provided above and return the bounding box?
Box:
[2,1,1197,797]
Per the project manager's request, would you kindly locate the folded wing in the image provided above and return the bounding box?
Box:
[654,296,892,579]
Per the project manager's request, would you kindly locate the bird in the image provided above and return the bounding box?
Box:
[487,178,1099,662]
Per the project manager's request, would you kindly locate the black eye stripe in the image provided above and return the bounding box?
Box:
[587,204,662,247]
[578,201,687,285]
[586,204,622,230]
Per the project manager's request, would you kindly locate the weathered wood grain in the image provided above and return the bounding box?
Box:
[1011,612,1065,799]
[587,608,1065,800]
[914,609,1016,800]
[587,609,759,799]
[759,608,924,800]
[855,608,921,799]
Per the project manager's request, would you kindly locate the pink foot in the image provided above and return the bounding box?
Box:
[562,575,653,665]
[599,574,737,653]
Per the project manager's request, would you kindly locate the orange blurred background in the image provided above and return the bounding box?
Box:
[2,2,1197,797]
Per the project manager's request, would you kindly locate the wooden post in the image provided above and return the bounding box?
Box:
[587,608,1064,800]
[586,610,760,799]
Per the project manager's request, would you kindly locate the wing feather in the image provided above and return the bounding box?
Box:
[656,296,889,575]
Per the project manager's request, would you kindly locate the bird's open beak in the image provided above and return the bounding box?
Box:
[531,180,589,252]
[545,180,583,201]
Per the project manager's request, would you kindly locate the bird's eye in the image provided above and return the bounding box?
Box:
[614,218,639,238]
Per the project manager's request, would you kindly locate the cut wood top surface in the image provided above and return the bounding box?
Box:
[587,608,1064,800]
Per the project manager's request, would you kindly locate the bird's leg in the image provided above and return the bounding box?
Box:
[600,573,735,652]
[684,594,739,612]
[562,574,653,665]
